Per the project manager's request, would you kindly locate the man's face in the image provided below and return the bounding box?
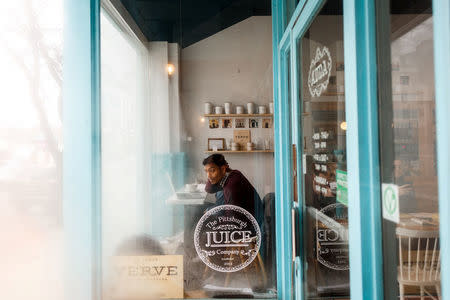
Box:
[204,163,227,184]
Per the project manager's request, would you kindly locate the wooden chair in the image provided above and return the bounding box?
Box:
[396,227,441,300]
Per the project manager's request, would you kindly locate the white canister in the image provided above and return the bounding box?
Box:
[204,102,212,114]
[247,102,255,114]
[264,138,271,150]
[224,102,232,114]
[246,142,254,151]
[236,105,244,114]
[269,102,274,114]
[231,142,239,151]
[215,106,224,114]
[258,105,267,114]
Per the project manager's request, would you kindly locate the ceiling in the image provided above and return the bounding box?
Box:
[119,0,271,48]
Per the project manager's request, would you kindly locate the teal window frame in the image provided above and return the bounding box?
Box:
[63,0,450,299]
[63,0,102,299]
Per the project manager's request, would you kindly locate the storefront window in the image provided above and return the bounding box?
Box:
[378,1,440,299]
[100,1,275,298]
[298,1,348,298]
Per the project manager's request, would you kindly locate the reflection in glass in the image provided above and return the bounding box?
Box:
[299,1,349,298]
[0,1,64,299]
[379,1,440,299]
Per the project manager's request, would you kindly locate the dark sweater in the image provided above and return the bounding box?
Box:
[205,170,263,225]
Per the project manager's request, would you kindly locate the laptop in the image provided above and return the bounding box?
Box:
[166,173,207,200]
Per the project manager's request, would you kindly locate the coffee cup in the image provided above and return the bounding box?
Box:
[186,183,198,192]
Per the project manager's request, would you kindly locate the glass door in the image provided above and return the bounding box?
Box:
[291,1,349,298]
[377,1,441,299]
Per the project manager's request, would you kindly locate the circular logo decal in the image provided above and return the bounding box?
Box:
[308,46,332,97]
[194,205,261,272]
[316,203,349,270]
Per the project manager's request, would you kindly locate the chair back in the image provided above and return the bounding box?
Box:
[396,227,440,283]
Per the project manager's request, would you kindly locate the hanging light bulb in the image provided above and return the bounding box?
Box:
[167,63,175,75]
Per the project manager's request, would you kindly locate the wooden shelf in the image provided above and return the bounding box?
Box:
[205,150,274,154]
[204,113,273,118]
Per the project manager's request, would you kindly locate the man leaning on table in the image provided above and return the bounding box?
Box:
[202,153,264,226]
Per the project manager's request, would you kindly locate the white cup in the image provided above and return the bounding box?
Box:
[204,102,212,114]
[186,183,197,192]
[247,102,255,114]
[258,105,267,114]
[224,102,232,114]
[215,106,224,114]
[236,106,244,114]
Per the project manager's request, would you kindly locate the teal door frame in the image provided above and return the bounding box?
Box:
[433,0,450,298]
[273,0,450,299]
[273,0,383,299]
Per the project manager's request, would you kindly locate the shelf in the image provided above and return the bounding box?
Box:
[205,150,274,154]
[204,113,273,118]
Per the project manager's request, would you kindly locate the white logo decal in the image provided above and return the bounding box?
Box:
[316,203,349,270]
[308,46,332,97]
[194,205,261,272]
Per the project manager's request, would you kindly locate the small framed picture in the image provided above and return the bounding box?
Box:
[235,118,246,128]
[222,118,232,128]
[209,119,219,129]
[249,118,259,128]
[262,118,272,128]
[208,138,225,151]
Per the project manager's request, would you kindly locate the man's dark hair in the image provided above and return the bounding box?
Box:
[202,153,228,166]
[115,234,164,256]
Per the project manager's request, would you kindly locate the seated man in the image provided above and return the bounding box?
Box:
[203,154,263,228]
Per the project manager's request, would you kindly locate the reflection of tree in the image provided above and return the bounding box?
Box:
[2,0,62,223]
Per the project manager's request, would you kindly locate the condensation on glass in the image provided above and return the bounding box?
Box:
[100,1,276,299]
[378,1,441,299]
[298,1,349,298]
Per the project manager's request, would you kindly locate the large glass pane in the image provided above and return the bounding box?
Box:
[378,1,440,299]
[299,1,348,298]
[0,1,64,299]
[101,1,276,298]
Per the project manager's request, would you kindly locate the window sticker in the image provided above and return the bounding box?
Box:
[194,205,261,272]
[316,203,349,270]
[308,46,332,97]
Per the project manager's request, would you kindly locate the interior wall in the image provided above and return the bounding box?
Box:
[180,16,274,197]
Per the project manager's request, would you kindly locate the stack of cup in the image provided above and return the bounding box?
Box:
[231,142,239,151]
[269,102,274,114]
[204,102,212,114]
[258,105,267,114]
[247,102,255,114]
[224,102,232,114]
[236,105,244,114]
[246,142,254,151]
[215,106,224,114]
